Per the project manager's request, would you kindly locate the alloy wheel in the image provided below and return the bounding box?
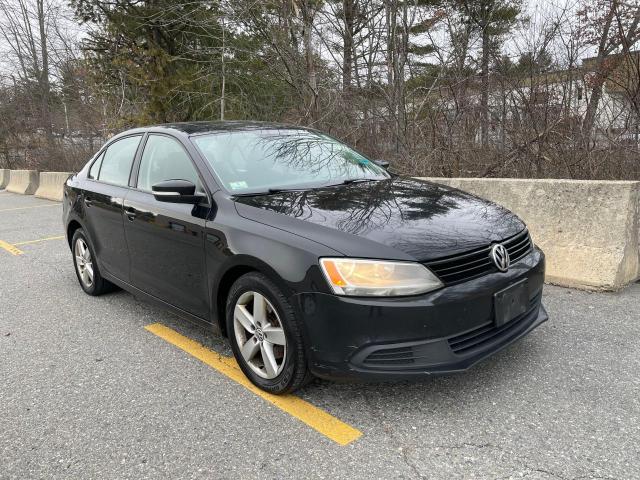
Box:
[233,291,287,379]
[75,238,94,288]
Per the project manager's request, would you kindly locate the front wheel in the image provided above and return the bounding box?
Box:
[226,272,311,394]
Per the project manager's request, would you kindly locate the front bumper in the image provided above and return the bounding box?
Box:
[292,247,547,381]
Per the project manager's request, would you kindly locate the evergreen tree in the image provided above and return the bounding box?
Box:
[452,0,522,146]
[72,0,294,125]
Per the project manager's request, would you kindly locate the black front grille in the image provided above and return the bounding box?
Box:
[425,229,533,285]
[363,346,415,366]
[448,292,542,355]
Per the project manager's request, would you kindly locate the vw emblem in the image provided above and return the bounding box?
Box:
[490,243,510,272]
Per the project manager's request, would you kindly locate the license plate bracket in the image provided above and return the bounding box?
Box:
[494,279,529,327]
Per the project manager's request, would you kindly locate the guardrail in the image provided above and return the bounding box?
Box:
[421,177,640,291]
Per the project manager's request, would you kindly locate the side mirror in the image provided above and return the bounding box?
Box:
[152,179,204,204]
[373,159,390,169]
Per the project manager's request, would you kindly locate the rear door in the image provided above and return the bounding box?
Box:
[123,134,210,318]
[83,134,142,282]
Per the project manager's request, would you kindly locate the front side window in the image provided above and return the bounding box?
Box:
[137,135,201,192]
[192,129,389,194]
[98,135,142,186]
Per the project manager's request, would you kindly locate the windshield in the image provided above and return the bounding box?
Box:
[191,129,389,194]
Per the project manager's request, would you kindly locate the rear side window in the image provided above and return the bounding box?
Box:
[137,135,201,192]
[98,135,142,186]
[88,152,104,179]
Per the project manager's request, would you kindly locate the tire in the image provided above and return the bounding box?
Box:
[71,228,116,296]
[226,272,312,394]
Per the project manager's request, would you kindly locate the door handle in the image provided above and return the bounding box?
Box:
[124,207,137,221]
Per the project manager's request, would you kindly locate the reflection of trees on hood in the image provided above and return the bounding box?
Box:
[242,178,469,236]
[327,179,465,235]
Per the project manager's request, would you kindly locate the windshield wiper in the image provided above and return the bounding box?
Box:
[231,187,311,197]
[325,178,380,187]
[232,179,380,197]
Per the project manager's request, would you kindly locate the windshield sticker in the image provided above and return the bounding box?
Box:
[229,181,249,190]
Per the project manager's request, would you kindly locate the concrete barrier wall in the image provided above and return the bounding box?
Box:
[421,177,640,291]
[34,172,71,202]
[6,170,39,195]
[0,168,11,190]
[0,169,9,189]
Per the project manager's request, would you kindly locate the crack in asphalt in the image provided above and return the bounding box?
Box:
[399,445,428,480]
[360,392,428,479]
[415,442,621,480]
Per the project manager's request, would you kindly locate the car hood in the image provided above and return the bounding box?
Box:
[233,177,525,261]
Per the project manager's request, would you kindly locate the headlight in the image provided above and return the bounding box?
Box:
[319,258,443,296]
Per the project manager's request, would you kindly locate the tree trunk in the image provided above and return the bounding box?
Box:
[582,77,604,147]
[582,3,640,144]
[385,0,398,152]
[220,18,226,121]
[581,5,615,146]
[396,1,408,154]
[36,0,53,146]
[480,24,490,147]
[342,0,354,91]
[301,2,318,121]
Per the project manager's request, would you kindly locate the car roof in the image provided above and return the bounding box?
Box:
[127,120,317,136]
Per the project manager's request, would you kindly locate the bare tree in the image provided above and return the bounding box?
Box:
[2,0,640,180]
[579,0,640,145]
[0,0,54,142]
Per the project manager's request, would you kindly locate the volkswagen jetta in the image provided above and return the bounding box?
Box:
[63,121,548,394]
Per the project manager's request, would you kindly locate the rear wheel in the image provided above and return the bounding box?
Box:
[226,272,311,394]
[71,228,115,296]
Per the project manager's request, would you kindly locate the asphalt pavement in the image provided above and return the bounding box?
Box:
[1,191,638,479]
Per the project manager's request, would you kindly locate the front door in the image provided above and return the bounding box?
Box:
[122,134,210,318]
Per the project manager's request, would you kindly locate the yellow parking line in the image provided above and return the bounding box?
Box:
[144,323,362,446]
[13,235,65,246]
[0,204,59,212]
[0,235,64,254]
[0,239,23,255]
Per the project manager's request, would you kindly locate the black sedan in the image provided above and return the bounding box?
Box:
[63,121,548,394]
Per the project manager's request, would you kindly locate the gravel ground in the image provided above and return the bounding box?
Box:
[1,191,638,480]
